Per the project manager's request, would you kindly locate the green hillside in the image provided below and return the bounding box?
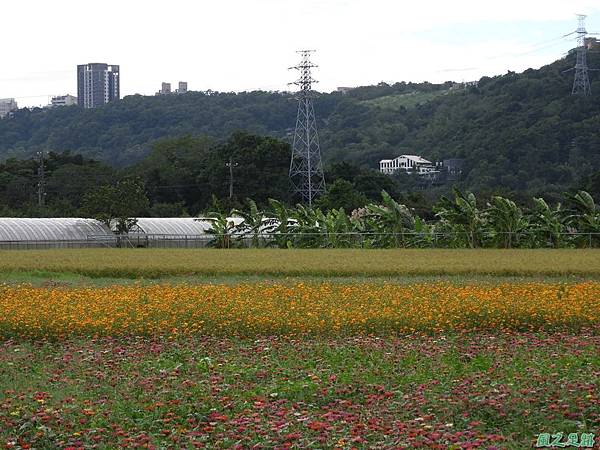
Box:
[362,89,450,110]
[0,52,599,198]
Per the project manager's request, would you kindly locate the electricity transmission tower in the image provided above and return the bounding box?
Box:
[289,50,325,206]
[571,14,592,96]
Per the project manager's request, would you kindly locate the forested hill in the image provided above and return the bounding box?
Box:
[1,51,599,196]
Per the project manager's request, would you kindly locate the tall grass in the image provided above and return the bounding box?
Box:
[1,249,599,279]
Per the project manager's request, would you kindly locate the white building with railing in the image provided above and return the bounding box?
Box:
[379,155,440,177]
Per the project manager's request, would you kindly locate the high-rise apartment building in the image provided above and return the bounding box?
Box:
[77,63,120,109]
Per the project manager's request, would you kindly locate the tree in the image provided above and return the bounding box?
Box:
[316,179,368,213]
[201,132,291,208]
[82,179,149,233]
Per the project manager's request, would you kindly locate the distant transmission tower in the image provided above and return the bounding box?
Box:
[289,50,325,205]
[571,14,592,96]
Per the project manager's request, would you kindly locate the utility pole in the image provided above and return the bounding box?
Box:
[37,151,46,207]
[289,50,326,206]
[572,14,592,96]
[226,156,238,200]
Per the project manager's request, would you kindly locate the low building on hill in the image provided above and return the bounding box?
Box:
[156,81,188,96]
[585,37,600,50]
[379,155,465,184]
[0,98,18,118]
[336,87,355,94]
[50,95,78,107]
[379,155,440,177]
[441,158,464,181]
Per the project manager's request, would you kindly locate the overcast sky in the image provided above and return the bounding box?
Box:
[3,0,600,107]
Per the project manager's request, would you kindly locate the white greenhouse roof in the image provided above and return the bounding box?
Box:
[0,218,112,242]
[131,217,243,236]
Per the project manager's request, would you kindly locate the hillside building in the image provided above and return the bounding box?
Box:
[156,82,171,95]
[0,98,18,118]
[585,37,600,50]
[176,81,188,94]
[51,95,78,107]
[379,155,439,177]
[156,81,188,95]
[77,63,120,109]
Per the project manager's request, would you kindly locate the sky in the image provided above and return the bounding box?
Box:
[3,0,600,107]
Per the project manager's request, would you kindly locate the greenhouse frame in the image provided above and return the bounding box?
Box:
[0,218,116,249]
[0,217,242,249]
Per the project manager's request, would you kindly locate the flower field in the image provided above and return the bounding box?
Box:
[1,334,598,449]
[0,282,599,339]
[1,276,599,448]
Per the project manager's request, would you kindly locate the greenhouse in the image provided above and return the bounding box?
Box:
[126,217,242,248]
[0,217,244,249]
[0,218,116,249]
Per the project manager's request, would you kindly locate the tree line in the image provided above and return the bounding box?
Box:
[0,133,438,218]
[205,189,600,249]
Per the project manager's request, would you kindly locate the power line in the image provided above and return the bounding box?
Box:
[438,32,577,74]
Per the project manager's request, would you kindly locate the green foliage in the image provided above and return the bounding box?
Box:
[0,152,116,215]
[212,189,600,249]
[82,179,149,233]
[232,199,267,248]
[485,196,528,248]
[434,189,485,248]
[315,179,368,213]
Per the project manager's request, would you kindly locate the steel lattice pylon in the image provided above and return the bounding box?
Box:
[572,15,592,96]
[289,50,326,205]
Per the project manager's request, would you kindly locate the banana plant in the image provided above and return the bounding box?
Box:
[366,191,416,248]
[485,196,529,248]
[411,216,434,248]
[264,199,296,248]
[528,198,568,248]
[564,190,600,247]
[434,189,484,248]
[316,208,355,248]
[203,211,237,249]
[292,204,325,248]
[231,199,265,248]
